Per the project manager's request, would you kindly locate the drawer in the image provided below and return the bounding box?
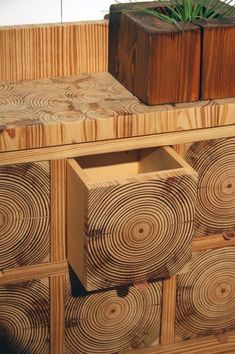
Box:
[67,146,198,291]
[65,270,162,353]
[0,161,50,270]
[176,246,235,342]
[174,137,235,237]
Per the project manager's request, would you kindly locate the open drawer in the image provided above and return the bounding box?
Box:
[67,146,198,291]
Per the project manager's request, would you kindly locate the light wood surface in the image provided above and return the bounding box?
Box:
[67,160,86,287]
[125,330,235,353]
[0,161,50,270]
[0,261,68,285]
[0,125,235,166]
[175,137,235,237]
[0,72,235,152]
[176,247,235,342]
[193,234,235,251]
[0,19,235,354]
[50,274,65,354]
[51,159,66,262]
[0,21,108,81]
[67,147,197,291]
[65,271,162,353]
[161,276,177,345]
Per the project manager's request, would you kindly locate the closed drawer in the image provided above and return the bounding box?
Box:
[67,146,198,291]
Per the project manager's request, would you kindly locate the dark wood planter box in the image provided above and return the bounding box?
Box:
[199,18,235,100]
[109,1,235,105]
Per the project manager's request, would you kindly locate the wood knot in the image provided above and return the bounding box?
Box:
[215,330,228,344]
[134,281,149,291]
[222,230,235,240]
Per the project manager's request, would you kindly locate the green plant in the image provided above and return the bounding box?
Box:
[144,0,235,24]
[115,0,235,26]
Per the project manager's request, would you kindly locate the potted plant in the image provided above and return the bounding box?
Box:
[108,0,235,105]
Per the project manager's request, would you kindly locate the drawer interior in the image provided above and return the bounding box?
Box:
[75,147,183,182]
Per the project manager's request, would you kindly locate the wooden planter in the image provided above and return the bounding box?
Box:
[109,1,235,105]
[67,146,198,291]
[199,18,235,100]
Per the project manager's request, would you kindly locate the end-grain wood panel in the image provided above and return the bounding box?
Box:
[0,72,235,153]
[176,247,235,342]
[65,269,162,354]
[0,21,108,81]
[200,18,235,100]
[0,161,50,270]
[0,278,49,353]
[174,137,235,237]
[67,147,198,291]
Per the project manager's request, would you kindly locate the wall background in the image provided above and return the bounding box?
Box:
[0,0,150,26]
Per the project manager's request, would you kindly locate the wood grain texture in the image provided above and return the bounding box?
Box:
[176,247,235,342]
[0,72,235,152]
[183,137,235,236]
[65,270,162,354]
[50,275,65,354]
[0,21,108,81]
[108,1,158,77]
[161,276,177,345]
[200,18,235,100]
[0,261,68,285]
[0,161,50,270]
[112,10,200,105]
[125,330,235,353]
[0,278,49,354]
[67,147,197,291]
[51,160,66,262]
[0,125,235,167]
[193,234,235,252]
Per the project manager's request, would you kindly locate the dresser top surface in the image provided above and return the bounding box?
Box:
[0,72,234,152]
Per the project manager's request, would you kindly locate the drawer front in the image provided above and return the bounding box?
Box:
[174,137,235,237]
[0,161,50,270]
[65,270,162,354]
[67,146,198,291]
[0,278,49,354]
[176,246,235,342]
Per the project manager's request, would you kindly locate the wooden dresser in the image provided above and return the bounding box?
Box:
[0,20,235,354]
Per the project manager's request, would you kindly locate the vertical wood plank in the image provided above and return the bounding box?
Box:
[51,159,66,262]
[200,20,235,100]
[161,276,177,345]
[0,21,108,81]
[50,274,65,354]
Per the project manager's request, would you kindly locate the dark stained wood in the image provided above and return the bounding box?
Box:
[108,1,163,78]
[109,8,201,105]
[200,18,235,100]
